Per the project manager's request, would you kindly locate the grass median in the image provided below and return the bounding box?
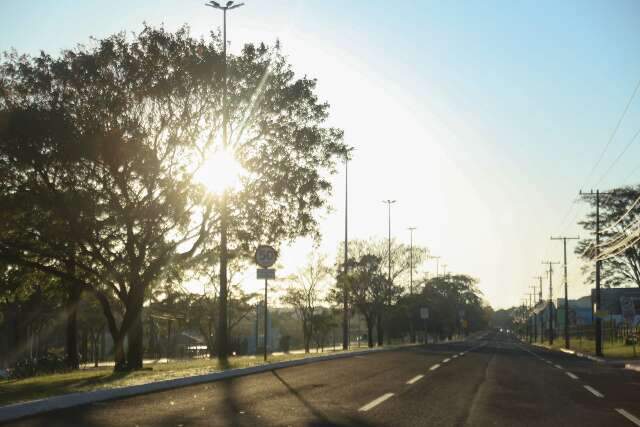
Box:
[0,344,413,407]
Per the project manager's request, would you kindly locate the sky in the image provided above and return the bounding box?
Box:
[1,0,639,309]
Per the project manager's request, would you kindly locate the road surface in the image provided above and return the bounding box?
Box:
[4,332,640,426]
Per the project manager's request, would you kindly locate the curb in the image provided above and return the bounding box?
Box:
[529,342,632,368]
[625,363,640,373]
[0,345,417,424]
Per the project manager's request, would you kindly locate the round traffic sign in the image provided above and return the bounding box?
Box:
[255,245,277,268]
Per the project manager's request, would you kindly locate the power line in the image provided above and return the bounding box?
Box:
[581,77,640,191]
[594,126,640,188]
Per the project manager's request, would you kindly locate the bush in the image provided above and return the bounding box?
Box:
[10,352,69,379]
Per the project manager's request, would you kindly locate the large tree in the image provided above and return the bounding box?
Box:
[281,254,331,353]
[576,186,640,288]
[421,274,485,338]
[0,26,345,370]
[338,239,427,344]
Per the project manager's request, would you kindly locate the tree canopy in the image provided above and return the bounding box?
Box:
[0,25,345,370]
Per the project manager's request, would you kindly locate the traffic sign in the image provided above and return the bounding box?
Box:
[257,268,275,280]
[420,307,429,319]
[255,245,277,268]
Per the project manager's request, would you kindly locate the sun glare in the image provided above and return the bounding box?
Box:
[194,147,245,195]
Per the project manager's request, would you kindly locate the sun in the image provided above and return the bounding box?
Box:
[194,147,245,195]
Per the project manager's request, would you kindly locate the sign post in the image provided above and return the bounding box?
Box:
[420,308,429,344]
[255,245,277,362]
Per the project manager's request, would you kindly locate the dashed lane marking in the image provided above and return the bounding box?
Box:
[443,358,451,363]
[584,385,604,398]
[566,372,579,380]
[554,364,563,370]
[615,408,640,426]
[406,375,424,385]
[430,364,440,371]
[452,355,458,359]
[359,393,394,412]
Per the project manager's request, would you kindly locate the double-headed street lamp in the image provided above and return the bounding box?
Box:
[205,0,244,361]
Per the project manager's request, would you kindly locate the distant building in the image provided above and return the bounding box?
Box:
[556,296,592,330]
[590,287,640,326]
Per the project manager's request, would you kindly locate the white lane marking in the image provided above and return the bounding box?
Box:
[443,358,451,363]
[566,372,579,380]
[459,352,465,356]
[430,364,440,371]
[452,355,458,359]
[616,408,640,426]
[584,385,604,398]
[406,374,424,385]
[554,364,563,370]
[359,393,394,412]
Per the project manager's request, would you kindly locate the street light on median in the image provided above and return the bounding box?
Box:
[204,0,245,361]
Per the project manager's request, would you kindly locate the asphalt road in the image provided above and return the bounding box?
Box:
[4,332,640,426]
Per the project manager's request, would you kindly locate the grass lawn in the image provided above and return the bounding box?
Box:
[0,344,407,407]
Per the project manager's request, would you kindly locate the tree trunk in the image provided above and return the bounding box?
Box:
[376,315,384,346]
[65,281,81,370]
[366,317,374,348]
[303,320,311,353]
[126,294,145,370]
[113,332,127,371]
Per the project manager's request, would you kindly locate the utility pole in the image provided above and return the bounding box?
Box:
[533,275,543,341]
[527,293,533,344]
[408,227,417,343]
[382,200,396,345]
[550,236,579,349]
[442,264,448,278]
[531,285,538,342]
[579,189,615,357]
[205,0,244,361]
[542,261,560,345]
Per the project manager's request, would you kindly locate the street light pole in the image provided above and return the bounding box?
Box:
[343,148,354,350]
[408,227,416,295]
[408,227,417,343]
[205,0,244,361]
[382,200,396,345]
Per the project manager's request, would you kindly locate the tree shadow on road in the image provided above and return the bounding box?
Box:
[271,370,377,427]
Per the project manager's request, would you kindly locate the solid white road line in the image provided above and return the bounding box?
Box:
[554,364,563,370]
[616,408,640,426]
[566,372,579,380]
[584,385,604,398]
[443,358,451,363]
[430,364,441,371]
[406,375,424,385]
[359,393,394,412]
